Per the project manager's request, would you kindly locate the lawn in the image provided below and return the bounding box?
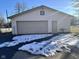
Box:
[70,26,79,33]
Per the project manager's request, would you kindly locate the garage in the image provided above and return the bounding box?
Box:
[17,21,48,34]
[8,5,74,34]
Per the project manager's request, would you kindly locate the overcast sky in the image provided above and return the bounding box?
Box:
[0,0,73,19]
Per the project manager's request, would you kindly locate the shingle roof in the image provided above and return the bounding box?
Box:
[8,5,74,19]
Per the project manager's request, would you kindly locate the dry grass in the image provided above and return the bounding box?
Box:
[70,26,79,33]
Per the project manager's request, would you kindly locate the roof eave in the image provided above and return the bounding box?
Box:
[8,5,75,19]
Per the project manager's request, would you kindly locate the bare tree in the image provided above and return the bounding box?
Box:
[15,2,26,14]
[72,0,79,25]
[0,16,5,28]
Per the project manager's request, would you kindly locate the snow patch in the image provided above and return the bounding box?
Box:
[13,34,52,43]
[19,41,49,54]
[0,41,19,48]
[0,34,52,48]
[18,34,79,56]
[0,34,79,57]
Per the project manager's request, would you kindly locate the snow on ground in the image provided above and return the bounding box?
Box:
[0,33,79,56]
[18,40,65,56]
[0,41,20,48]
[19,34,79,56]
[18,34,66,55]
[13,34,52,42]
[40,41,62,56]
[19,41,49,54]
[0,34,52,48]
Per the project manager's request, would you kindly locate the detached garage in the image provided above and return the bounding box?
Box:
[8,5,74,34]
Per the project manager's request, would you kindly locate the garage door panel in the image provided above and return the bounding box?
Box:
[17,21,48,34]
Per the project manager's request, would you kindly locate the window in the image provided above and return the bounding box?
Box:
[40,11,45,15]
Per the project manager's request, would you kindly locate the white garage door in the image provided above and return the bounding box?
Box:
[17,21,48,34]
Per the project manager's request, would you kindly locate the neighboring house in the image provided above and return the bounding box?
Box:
[8,5,74,34]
